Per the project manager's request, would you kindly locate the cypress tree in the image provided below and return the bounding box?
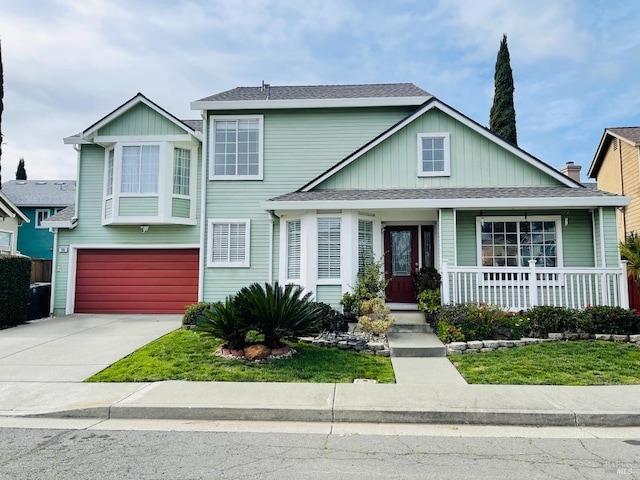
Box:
[15,157,26,180]
[489,34,517,146]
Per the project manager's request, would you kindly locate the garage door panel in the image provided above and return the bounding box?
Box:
[75,249,199,314]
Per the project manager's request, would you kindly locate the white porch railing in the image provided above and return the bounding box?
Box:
[441,260,629,311]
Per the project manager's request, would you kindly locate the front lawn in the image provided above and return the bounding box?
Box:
[450,340,640,385]
[85,330,395,383]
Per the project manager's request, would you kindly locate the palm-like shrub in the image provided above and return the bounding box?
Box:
[196,296,250,350]
[237,282,323,348]
[620,232,640,281]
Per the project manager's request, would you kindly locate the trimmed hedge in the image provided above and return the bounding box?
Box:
[0,255,32,328]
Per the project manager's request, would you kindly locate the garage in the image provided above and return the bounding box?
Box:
[75,249,199,314]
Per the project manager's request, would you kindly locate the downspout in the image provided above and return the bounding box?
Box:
[49,227,58,316]
[198,111,208,301]
[618,140,627,237]
[599,207,606,267]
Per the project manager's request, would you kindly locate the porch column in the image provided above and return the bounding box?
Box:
[528,259,538,307]
[441,259,450,304]
[619,260,630,308]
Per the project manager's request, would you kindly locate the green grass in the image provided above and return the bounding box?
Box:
[450,340,640,385]
[85,330,395,383]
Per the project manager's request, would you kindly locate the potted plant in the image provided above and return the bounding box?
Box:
[417,288,441,323]
[340,292,358,320]
[413,267,441,295]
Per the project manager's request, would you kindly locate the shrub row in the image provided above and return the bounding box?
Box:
[433,304,640,343]
[0,256,31,328]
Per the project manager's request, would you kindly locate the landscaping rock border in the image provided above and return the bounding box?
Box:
[298,332,390,357]
[446,333,640,355]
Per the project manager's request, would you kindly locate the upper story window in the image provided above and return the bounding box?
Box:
[478,216,561,268]
[121,145,160,194]
[173,147,191,196]
[417,132,450,177]
[107,149,114,196]
[35,209,50,228]
[210,115,264,180]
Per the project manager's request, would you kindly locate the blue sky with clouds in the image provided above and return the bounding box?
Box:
[1,0,639,181]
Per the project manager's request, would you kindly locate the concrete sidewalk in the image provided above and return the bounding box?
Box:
[1,315,640,427]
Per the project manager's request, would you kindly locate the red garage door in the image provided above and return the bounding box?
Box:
[75,249,199,314]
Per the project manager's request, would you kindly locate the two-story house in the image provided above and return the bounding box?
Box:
[588,127,640,241]
[47,84,630,316]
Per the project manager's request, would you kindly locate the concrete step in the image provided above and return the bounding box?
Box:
[387,332,446,358]
[388,323,433,334]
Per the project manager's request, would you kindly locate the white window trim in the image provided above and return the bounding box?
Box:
[285,219,301,282]
[475,215,564,268]
[207,218,251,268]
[417,132,450,177]
[317,216,342,284]
[102,140,198,225]
[209,115,264,181]
[0,229,14,254]
[35,209,51,229]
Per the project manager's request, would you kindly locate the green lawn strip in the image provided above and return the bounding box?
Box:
[85,330,395,383]
[449,340,640,385]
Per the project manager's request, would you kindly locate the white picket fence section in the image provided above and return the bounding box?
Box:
[441,260,629,310]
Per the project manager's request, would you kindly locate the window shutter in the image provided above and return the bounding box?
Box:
[287,220,301,279]
[318,218,341,279]
[358,219,374,274]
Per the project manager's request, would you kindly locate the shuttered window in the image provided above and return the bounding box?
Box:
[287,220,301,280]
[358,219,374,274]
[318,218,341,279]
[208,219,250,267]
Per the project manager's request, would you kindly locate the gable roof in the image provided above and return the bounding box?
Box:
[588,126,640,179]
[0,190,29,223]
[2,180,76,207]
[41,205,77,229]
[301,97,581,191]
[263,186,629,210]
[64,93,202,144]
[192,83,432,110]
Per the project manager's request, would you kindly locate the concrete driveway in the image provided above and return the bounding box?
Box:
[0,315,181,382]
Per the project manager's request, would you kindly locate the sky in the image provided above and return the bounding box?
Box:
[1,0,639,182]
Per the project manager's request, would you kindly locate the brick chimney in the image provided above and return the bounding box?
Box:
[560,161,581,183]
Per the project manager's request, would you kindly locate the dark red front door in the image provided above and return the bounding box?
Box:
[384,226,419,303]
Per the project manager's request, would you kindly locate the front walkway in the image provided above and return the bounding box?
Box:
[387,312,467,385]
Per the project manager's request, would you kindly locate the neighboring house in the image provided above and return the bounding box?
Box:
[0,190,29,255]
[47,84,630,316]
[1,180,76,259]
[588,127,640,241]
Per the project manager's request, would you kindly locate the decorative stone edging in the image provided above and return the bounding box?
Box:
[298,333,390,357]
[446,333,640,355]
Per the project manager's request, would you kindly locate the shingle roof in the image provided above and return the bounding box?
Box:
[46,205,75,222]
[181,119,203,132]
[1,180,76,207]
[607,127,640,144]
[196,83,430,102]
[267,186,621,203]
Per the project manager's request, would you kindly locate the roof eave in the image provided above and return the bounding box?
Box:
[190,96,432,111]
[41,218,78,230]
[262,195,630,211]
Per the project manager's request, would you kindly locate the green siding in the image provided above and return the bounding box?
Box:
[172,198,191,218]
[118,197,159,216]
[602,207,620,267]
[97,103,185,136]
[318,108,564,189]
[203,106,413,302]
[315,285,342,309]
[455,209,595,267]
[440,209,456,264]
